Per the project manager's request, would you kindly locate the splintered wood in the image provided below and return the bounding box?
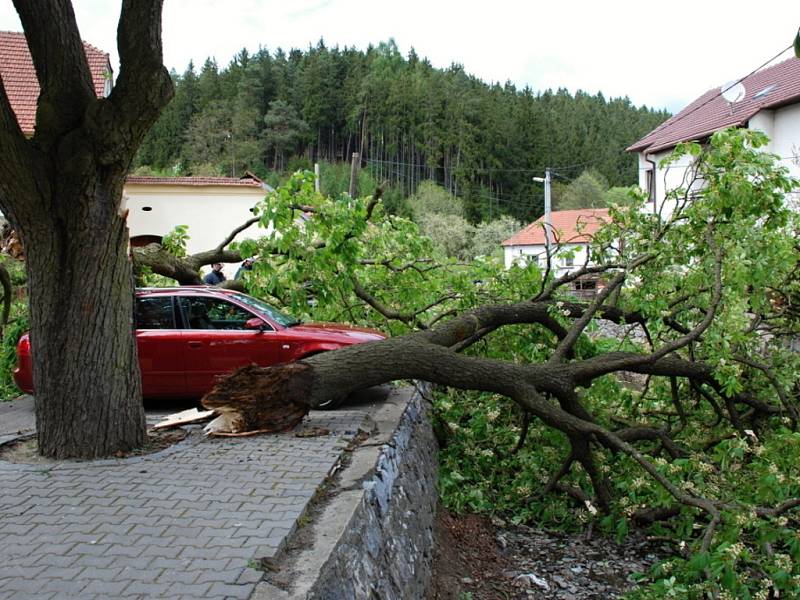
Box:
[200,363,313,435]
[152,408,216,430]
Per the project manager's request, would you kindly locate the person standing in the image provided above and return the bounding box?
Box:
[203,263,226,285]
[235,257,255,280]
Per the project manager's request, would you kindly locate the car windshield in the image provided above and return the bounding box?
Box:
[233,293,301,327]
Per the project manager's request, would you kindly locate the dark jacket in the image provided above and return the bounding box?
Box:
[203,270,226,285]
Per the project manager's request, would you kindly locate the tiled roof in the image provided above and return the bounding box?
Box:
[0,30,111,135]
[502,208,610,246]
[628,57,800,154]
[125,176,265,188]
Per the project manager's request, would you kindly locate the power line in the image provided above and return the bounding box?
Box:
[366,157,602,176]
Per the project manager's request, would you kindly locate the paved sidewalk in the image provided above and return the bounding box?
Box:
[0,396,35,446]
[0,396,380,599]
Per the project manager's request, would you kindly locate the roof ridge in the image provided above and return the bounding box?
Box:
[628,56,800,154]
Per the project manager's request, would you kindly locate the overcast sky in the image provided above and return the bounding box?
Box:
[2,1,798,112]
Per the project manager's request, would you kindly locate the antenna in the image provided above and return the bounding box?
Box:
[721,80,746,104]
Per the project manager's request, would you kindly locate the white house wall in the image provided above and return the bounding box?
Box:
[638,148,701,220]
[753,104,800,194]
[504,242,591,275]
[125,185,268,279]
[639,105,800,218]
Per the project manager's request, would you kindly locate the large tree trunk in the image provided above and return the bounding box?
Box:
[0,0,173,458]
[24,180,144,458]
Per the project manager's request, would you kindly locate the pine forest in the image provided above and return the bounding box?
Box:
[134,39,670,222]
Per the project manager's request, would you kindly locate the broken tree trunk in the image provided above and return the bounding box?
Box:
[201,363,314,433]
[199,297,726,436]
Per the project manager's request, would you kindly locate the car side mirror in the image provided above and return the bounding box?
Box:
[245,318,267,331]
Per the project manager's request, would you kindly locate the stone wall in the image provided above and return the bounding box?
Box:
[307,389,438,600]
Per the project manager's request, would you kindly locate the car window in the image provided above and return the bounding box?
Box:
[135,297,176,329]
[178,297,272,331]
[232,293,300,327]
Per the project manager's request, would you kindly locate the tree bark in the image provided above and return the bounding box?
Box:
[0,0,173,458]
[25,186,145,458]
[200,297,735,441]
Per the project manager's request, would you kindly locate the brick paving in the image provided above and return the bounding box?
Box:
[0,409,369,600]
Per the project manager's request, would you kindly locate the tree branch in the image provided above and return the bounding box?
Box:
[106,0,173,160]
[214,216,260,253]
[12,0,94,143]
[550,271,626,363]
[351,276,427,329]
[0,263,12,335]
[0,75,36,220]
[735,354,799,424]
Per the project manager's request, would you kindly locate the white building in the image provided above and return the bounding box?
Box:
[501,208,610,281]
[125,174,271,278]
[628,57,800,218]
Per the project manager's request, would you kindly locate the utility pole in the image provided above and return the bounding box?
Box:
[544,168,552,253]
[225,131,234,178]
[348,152,360,198]
[533,168,552,255]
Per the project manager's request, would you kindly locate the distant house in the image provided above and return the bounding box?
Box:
[124,174,272,277]
[628,57,800,217]
[501,208,610,283]
[0,30,112,136]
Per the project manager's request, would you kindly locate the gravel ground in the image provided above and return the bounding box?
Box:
[432,509,671,599]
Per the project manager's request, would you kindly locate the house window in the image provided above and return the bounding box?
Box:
[563,255,574,267]
[645,169,654,202]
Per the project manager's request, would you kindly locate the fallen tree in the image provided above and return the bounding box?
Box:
[51,122,800,595]
[132,217,259,285]
[195,131,800,597]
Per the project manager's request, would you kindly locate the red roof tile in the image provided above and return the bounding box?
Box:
[502,208,610,246]
[628,57,800,154]
[0,30,111,135]
[125,176,265,188]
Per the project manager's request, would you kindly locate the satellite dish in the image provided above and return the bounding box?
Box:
[721,80,746,103]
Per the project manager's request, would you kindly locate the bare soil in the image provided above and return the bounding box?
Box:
[432,508,670,599]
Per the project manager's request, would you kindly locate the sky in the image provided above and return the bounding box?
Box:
[1,1,799,113]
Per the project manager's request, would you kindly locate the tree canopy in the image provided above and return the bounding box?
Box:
[162,128,800,597]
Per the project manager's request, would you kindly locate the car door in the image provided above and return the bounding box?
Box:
[135,295,186,398]
[177,295,284,395]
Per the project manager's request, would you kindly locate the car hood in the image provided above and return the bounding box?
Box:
[287,322,385,342]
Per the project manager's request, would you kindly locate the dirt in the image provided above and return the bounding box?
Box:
[431,508,671,599]
[0,428,188,463]
[432,509,512,599]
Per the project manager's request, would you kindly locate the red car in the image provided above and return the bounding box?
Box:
[13,287,384,401]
